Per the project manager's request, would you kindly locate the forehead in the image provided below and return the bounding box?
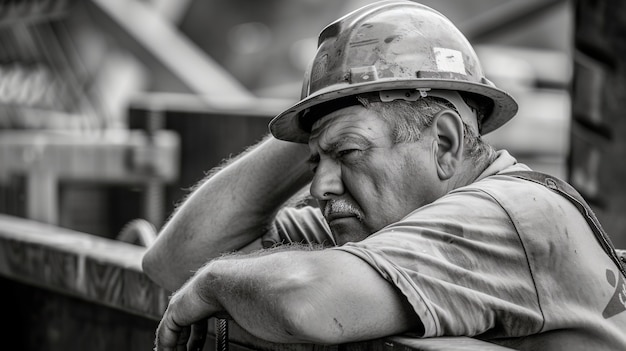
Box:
[308,105,389,148]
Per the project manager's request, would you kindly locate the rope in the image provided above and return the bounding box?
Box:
[216,318,229,351]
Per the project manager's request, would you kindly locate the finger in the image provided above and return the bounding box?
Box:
[155,275,220,350]
[176,325,191,351]
[187,319,208,351]
[155,307,191,351]
[154,310,181,351]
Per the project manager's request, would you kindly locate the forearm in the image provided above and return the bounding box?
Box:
[193,249,420,344]
[143,135,312,291]
[198,249,323,343]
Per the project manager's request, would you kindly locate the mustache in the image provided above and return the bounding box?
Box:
[323,199,364,221]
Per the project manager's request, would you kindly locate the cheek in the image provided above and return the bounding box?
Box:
[340,167,377,199]
[342,168,398,219]
[370,163,432,217]
[343,159,408,199]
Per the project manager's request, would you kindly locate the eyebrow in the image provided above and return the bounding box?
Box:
[331,135,371,150]
[309,135,371,160]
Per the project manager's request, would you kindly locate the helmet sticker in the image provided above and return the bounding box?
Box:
[434,47,466,75]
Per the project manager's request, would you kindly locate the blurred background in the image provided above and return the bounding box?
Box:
[0,0,624,350]
[0,0,574,239]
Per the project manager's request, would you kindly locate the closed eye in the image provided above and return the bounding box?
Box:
[307,154,320,173]
[337,149,361,159]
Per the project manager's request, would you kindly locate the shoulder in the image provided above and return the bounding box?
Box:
[386,172,570,245]
[457,172,573,227]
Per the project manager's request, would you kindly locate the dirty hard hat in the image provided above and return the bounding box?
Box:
[269,0,519,143]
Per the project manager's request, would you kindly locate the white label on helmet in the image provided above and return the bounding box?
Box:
[434,48,466,75]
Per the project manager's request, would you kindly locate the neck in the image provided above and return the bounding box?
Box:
[446,152,495,192]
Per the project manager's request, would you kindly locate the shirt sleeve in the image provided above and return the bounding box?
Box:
[262,206,335,248]
[331,187,544,338]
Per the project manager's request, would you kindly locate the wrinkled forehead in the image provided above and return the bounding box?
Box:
[308,105,388,148]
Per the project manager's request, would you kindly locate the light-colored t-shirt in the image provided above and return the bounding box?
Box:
[265,150,626,350]
[264,205,334,248]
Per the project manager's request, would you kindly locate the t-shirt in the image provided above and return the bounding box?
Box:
[264,150,626,350]
[264,205,334,248]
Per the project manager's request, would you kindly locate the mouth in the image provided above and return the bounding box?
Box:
[323,200,363,224]
[326,212,357,224]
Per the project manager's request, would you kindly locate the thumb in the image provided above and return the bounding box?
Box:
[155,277,221,350]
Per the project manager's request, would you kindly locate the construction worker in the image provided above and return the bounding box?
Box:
[144,1,626,350]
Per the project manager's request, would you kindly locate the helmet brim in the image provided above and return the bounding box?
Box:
[269,79,518,143]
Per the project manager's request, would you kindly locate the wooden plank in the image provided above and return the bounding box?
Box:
[0,214,167,320]
[386,336,515,351]
[0,214,515,350]
[227,322,516,351]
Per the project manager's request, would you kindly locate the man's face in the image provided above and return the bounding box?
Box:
[307,105,440,245]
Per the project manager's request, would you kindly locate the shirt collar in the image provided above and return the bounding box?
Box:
[474,149,531,183]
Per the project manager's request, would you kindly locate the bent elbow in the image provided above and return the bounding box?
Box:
[277,294,347,345]
[141,247,179,291]
[265,267,347,344]
[141,248,162,285]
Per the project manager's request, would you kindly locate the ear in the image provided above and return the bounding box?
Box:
[432,109,464,180]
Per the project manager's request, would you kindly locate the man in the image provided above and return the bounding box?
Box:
[144,1,626,350]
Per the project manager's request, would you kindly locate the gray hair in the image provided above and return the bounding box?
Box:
[356,95,496,164]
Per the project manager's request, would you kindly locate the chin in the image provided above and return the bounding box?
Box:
[330,222,370,245]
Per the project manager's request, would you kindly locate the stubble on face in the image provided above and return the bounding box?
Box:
[322,199,363,222]
[321,199,371,244]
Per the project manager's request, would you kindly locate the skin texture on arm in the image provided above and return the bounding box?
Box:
[153,85,478,349]
[155,248,422,350]
[142,135,313,291]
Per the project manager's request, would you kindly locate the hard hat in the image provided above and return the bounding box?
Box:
[269,0,518,143]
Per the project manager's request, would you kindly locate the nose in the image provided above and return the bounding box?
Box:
[310,159,344,200]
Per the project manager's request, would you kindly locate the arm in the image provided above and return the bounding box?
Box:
[155,248,422,349]
[142,135,312,291]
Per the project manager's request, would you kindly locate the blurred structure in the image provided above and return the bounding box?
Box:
[3,0,625,350]
[0,0,285,239]
[0,0,574,239]
[0,0,184,238]
[570,0,626,249]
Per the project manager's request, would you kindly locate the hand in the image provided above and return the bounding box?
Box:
[154,277,222,351]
